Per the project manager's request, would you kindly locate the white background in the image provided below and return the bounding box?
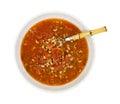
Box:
[0,0,120,104]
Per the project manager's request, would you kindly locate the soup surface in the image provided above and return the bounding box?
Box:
[21,18,88,86]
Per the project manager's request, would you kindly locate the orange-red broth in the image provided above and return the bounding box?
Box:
[21,18,88,86]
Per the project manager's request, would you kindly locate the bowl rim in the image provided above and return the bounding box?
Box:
[15,12,94,91]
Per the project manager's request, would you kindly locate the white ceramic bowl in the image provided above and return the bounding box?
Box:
[15,13,94,91]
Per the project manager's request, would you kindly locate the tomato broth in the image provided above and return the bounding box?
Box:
[21,18,88,86]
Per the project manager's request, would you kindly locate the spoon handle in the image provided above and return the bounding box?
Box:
[72,26,107,40]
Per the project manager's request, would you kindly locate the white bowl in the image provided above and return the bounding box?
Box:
[15,13,94,91]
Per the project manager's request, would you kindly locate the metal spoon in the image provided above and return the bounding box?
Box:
[64,26,107,42]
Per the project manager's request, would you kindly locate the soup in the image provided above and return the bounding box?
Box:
[21,18,88,86]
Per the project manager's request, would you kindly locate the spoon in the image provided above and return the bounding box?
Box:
[64,26,107,42]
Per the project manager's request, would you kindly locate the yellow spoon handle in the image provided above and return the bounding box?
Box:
[72,26,107,40]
